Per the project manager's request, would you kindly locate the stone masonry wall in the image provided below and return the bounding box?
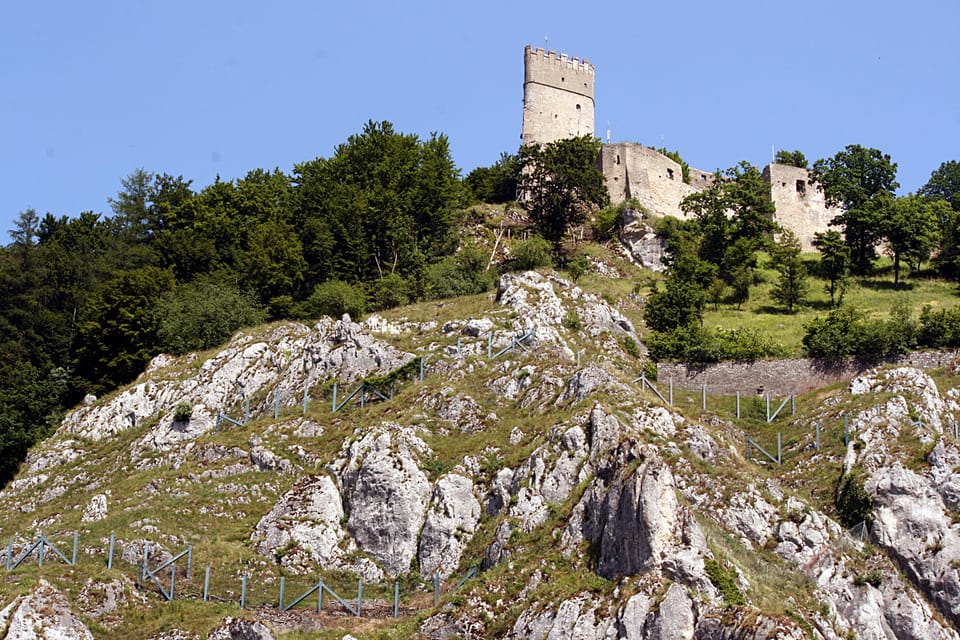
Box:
[658,350,959,396]
[764,163,839,251]
[521,46,595,147]
[600,143,711,219]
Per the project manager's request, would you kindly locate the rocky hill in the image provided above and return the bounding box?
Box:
[1,270,960,639]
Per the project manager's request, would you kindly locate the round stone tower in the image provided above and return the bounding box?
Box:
[521,45,595,146]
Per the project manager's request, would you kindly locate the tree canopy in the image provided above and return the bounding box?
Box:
[812,145,899,275]
[518,135,609,251]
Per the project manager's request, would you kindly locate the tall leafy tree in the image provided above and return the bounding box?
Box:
[518,135,609,252]
[812,230,850,306]
[919,160,960,211]
[885,195,943,284]
[774,149,808,168]
[812,145,899,275]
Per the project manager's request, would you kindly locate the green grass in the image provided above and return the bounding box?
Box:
[698,258,960,356]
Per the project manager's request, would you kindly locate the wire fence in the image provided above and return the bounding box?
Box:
[4,529,478,618]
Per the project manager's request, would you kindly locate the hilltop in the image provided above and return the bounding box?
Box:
[2,269,960,639]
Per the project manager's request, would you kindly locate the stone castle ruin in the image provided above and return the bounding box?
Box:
[521,45,837,250]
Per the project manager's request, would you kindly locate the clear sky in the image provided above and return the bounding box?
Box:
[2,0,957,236]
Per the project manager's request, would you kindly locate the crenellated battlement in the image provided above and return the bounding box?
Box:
[523,45,594,74]
[521,45,595,146]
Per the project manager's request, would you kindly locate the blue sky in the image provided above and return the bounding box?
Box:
[2,0,957,236]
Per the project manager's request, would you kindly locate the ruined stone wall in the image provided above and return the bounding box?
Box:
[764,164,839,251]
[599,144,837,251]
[521,46,595,146]
[600,143,710,219]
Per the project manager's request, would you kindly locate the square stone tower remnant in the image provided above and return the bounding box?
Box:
[521,46,595,146]
[518,45,833,251]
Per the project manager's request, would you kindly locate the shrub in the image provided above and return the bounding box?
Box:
[918,305,960,347]
[591,204,624,242]
[173,402,192,423]
[305,279,366,319]
[510,235,554,271]
[369,272,414,311]
[562,310,582,331]
[647,326,785,363]
[836,472,874,528]
[622,335,640,358]
[704,557,746,606]
[566,255,590,282]
[156,278,267,356]
[424,245,494,299]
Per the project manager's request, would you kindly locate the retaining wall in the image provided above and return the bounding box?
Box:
[657,350,959,396]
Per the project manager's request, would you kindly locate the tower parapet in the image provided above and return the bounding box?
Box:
[521,45,595,147]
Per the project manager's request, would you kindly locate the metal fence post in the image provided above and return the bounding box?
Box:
[745,435,750,461]
[170,564,176,601]
[279,576,285,609]
[186,544,192,580]
[766,393,770,422]
[317,579,324,613]
[38,535,45,567]
[108,532,115,569]
[777,432,782,465]
[815,421,821,450]
[6,538,11,571]
[357,577,363,617]
[72,532,78,566]
[791,393,796,415]
[487,334,492,359]
[303,386,309,414]
[203,567,210,602]
[844,415,849,446]
[244,397,250,424]
[669,378,673,406]
[419,356,425,382]
[736,392,740,420]
[394,580,399,618]
[241,574,247,609]
[333,382,338,411]
[702,384,706,410]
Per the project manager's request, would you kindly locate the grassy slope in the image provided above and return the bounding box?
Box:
[2,219,960,637]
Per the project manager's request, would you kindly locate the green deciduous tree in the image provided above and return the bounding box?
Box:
[465,152,519,203]
[885,195,943,284]
[519,135,609,251]
[155,278,266,355]
[813,230,851,306]
[770,230,808,313]
[919,160,960,211]
[774,149,808,168]
[812,145,899,275]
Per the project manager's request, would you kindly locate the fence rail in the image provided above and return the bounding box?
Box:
[4,529,479,619]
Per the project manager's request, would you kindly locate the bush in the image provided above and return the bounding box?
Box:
[704,558,746,606]
[562,310,582,331]
[156,278,267,356]
[305,279,366,319]
[803,303,917,362]
[369,272,414,311]
[918,305,960,347]
[424,245,494,299]
[173,402,192,423]
[836,472,874,528]
[510,235,554,271]
[647,326,785,363]
[566,255,590,282]
[591,204,624,241]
